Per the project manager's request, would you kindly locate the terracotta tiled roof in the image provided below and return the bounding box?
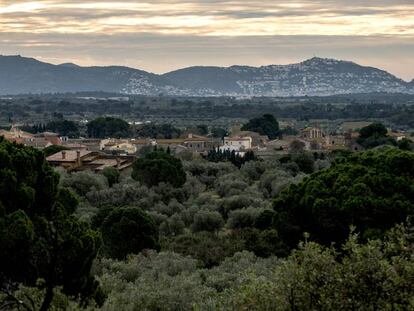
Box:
[47,150,93,162]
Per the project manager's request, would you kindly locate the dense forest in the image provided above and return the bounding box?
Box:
[1,131,414,310]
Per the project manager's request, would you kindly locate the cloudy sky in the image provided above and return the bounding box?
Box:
[1,0,413,80]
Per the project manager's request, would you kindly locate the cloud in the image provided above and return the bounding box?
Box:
[0,1,413,79]
[0,1,413,36]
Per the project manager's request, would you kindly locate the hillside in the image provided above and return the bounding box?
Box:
[0,55,413,96]
[0,55,178,95]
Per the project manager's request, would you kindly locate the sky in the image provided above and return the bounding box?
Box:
[0,0,413,80]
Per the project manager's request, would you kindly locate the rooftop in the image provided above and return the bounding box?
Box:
[47,150,93,162]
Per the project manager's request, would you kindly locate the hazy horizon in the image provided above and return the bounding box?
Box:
[1,1,413,80]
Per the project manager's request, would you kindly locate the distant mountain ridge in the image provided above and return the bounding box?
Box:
[0,55,413,96]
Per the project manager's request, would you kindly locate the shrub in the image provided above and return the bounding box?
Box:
[94,207,159,259]
[191,210,224,233]
[227,207,265,229]
[60,170,108,196]
[132,151,186,188]
[101,167,120,187]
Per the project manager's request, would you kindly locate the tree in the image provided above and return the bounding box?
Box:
[291,153,315,174]
[272,148,414,249]
[206,148,256,168]
[94,207,158,259]
[134,124,181,139]
[87,117,130,138]
[43,145,69,157]
[46,119,79,137]
[211,127,227,139]
[162,231,245,267]
[242,228,287,257]
[191,210,224,233]
[357,122,396,149]
[289,140,305,153]
[101,167,120,187]
[241,114,280,139]
[159,214,185,236]
[196,124,208,136]
[0,137,101,311]
[132,151,186,188]
[207,223,414,311]
[227,207,264,229]
[359,122,387,139]
[398,137,413,151]
[60,170,108,196]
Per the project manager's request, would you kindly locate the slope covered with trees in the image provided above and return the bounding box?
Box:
[1,139,414,310]
[271,148,414,248]
[0,137,102,311]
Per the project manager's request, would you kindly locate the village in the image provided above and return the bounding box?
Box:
[0,120,409,175]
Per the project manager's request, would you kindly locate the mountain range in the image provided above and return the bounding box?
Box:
[1,55,413,97]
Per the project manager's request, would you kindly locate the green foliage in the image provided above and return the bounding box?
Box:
[196,124,208,136]
[132,151,186,188]
[259,168,304,198]
[242,228,287,257]
[0,284,103,311]
[201,223,414,311]
[101,167,120,187]
[255,209,276,229]
[359,122,388,139]
[61,170,108,196]
[43,144,70,157]
[87,117,130,138]
[291,153,315,174]
[95,251,214,311]
[191,210,224,233]
[279,153,316,174]
[273,148,414,248]
[82,156,304,263]
[161,232,245,267]
[289,139,306,152]
[397,137,413,151]
[357,122,396,149]
[0,137,101,310]
[20,119,79,137]
[5,131,414,310]
[12,249,278,310]
[227,207,265,229]
[134,123,182,139]
[241,114,280,139]
[159,214,185,236]
[206,148,256,168]
[211,127,227,138]
[46,119,80,137]
[83,223,414,311]
[94,207,159,259]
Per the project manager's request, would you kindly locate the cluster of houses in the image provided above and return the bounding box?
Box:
[0,127,62,148]
[1,123,408,173]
